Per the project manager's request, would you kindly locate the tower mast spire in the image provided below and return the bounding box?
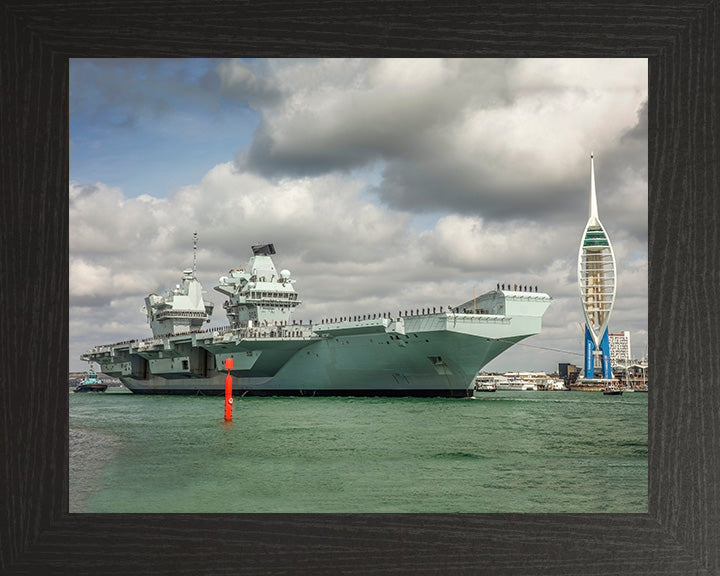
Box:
[589,153,599,224]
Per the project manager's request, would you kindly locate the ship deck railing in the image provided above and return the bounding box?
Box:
[154,310,209,319]
[83,309,513,357]
[84,324,320,355]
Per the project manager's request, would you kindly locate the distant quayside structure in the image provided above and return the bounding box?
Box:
[577,154,617,382]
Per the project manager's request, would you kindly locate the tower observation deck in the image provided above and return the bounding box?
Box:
[577,154,617,381]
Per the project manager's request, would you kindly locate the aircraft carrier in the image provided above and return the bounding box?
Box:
[81,240,552,397]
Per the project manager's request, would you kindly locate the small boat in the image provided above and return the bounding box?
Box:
[602,385,623,396]
[497,371,563,391]
[472,375,499,395]
[74,369,107,393]
[474,383,497,393]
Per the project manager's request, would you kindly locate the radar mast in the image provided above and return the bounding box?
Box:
[192,231,198,277]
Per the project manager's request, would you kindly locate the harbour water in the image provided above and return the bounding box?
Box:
[69,389,647,513]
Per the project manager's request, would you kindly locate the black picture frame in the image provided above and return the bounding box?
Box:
[2,2,718,574]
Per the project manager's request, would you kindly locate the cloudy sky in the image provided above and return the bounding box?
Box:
[69,58,648,374]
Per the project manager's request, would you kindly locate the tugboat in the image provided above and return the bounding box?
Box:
[74,368,107,393]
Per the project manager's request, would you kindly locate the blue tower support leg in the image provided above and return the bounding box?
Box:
[584,326,595,378]
[600,328,612,379]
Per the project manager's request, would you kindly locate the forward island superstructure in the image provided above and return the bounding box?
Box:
[82,241,552,396]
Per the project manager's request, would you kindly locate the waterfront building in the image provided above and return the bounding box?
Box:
[608,331,632,367]
[615,361,648,389]
[558,362,580,385]
[577,154,617,381]
[628,362,648,388]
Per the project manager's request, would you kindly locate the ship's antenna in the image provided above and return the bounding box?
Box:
[192,231,198,276]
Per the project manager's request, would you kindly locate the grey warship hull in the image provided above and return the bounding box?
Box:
[83,297,550,397]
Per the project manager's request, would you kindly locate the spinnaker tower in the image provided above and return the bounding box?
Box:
[577,154,616,380]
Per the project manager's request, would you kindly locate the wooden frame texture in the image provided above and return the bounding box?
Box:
[1,2,718,574]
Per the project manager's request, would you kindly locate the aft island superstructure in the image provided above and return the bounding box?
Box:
[82,241,552,397]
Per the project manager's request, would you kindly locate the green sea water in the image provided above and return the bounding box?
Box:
[69,389,647,513]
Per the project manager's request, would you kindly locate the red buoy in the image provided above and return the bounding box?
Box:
[224,358,233,421]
